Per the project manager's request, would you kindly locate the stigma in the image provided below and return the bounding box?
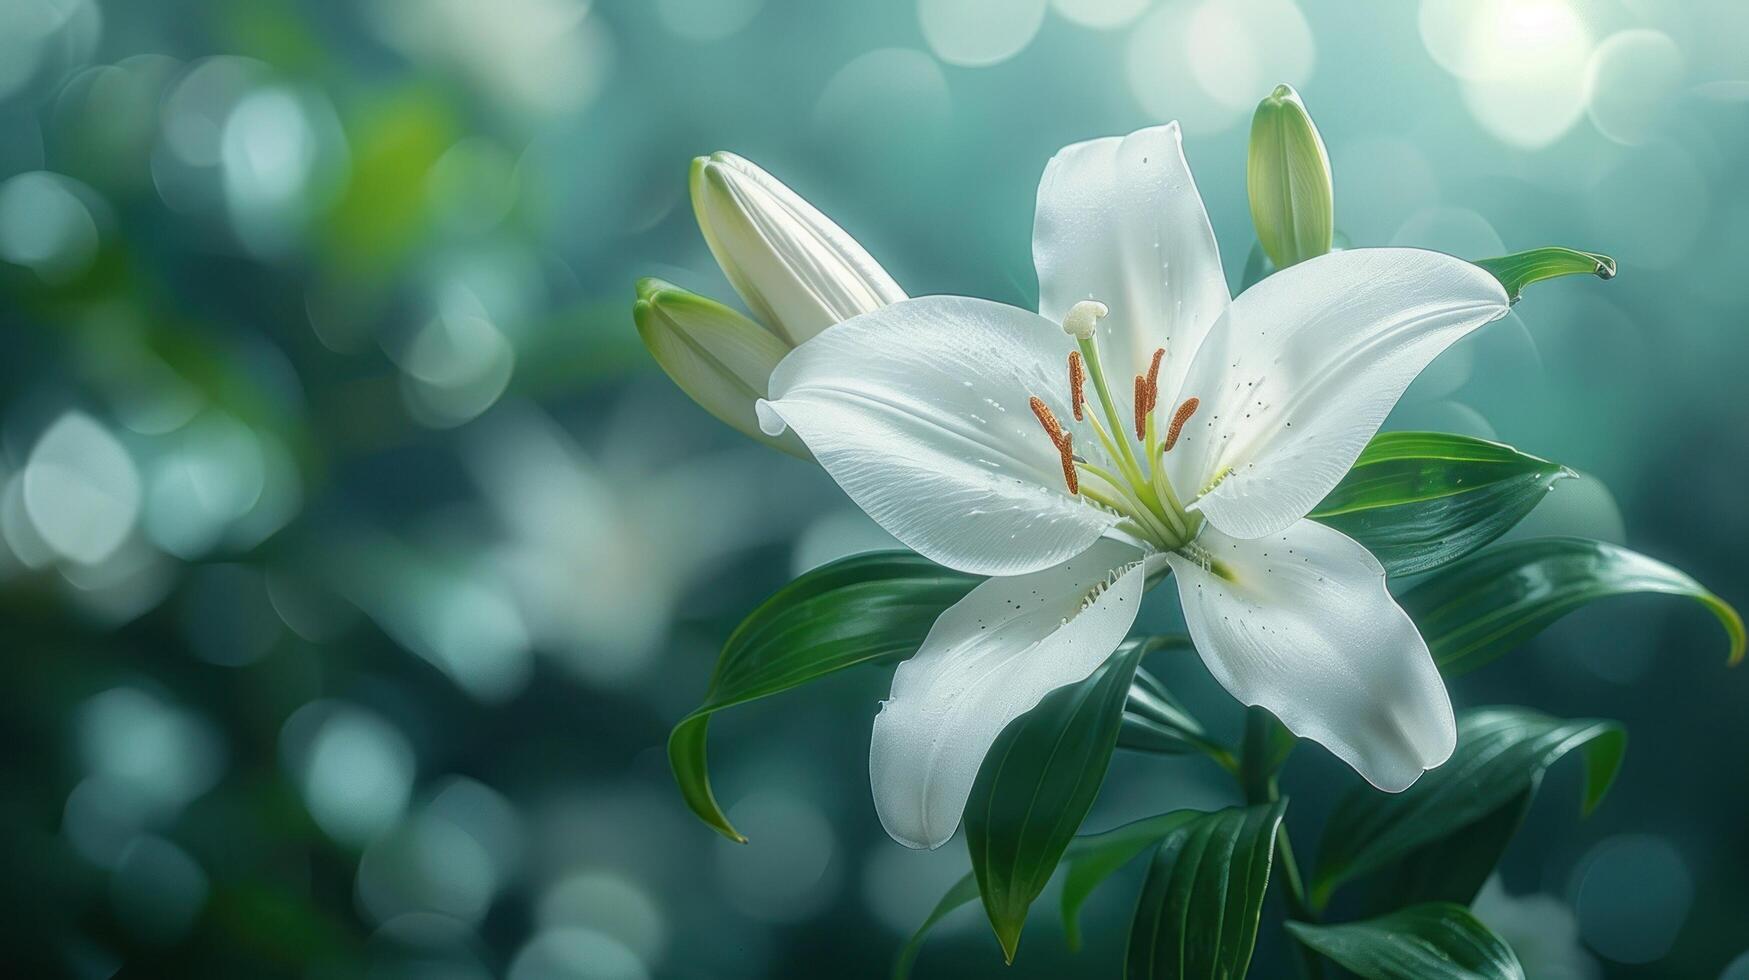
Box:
[1061,300,1107,340]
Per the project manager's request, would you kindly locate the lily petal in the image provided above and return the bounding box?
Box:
[693,152,906,346]
[1034,122,1230,420]
[1165,519,1456,792]
[758,295,1119,577]
[870,538,1157,848]
[1167,248,1510,540]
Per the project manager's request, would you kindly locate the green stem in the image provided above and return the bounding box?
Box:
[1238,707,1323,980]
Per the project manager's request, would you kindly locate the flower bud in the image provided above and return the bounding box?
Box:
[1247,84,1334,270]
[633,278,808,457]
[690,152,905,346]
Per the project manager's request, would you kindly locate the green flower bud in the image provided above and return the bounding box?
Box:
[633,278,808,458]
[1247,83,1334,270]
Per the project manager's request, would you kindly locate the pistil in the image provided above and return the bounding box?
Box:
[1027,300,1203,549]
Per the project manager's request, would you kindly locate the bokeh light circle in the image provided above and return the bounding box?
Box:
[0,171,101,281]
[1051,0,1149,30]
[814,48,951,163]
[1572,834,1693,964]
[656,0,763,42]
[1585,30,1685,146]
[1127,0,1312,133]
[918,0,1048,68]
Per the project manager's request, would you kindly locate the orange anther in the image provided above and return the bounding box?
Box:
[1068,351,1085,422]
[1164,397,1200,452]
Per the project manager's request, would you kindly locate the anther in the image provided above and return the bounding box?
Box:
[1133,375,1149,440]
[1061,300,1107,340]
[1068,351,1085,421]
[1030,396,1079,495]
[1030,396,1067,450]
[1164,397,1200,452]
[1145,347,1164,392]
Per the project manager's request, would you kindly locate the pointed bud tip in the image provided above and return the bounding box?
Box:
[1268,82,1299,103]
[635,276,674,302]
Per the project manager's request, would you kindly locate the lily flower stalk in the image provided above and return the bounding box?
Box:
[635,152,905,456]
[756,123,1512,849]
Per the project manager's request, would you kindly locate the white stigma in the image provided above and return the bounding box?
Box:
[1062,300,1107,340]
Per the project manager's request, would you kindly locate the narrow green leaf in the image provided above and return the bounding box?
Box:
[1473,247,1615,304]
[1287,903,1524,980]
[1311,708,1625,910]
[1310,432,1571,576]
[1125,801,1287,980]
[1116,636,1231,765]
[1402,537,1745,677]
[893,873,982,980]
[1371,789,1532,912]
[967,642,1145,962]
[1060,811,1201,951]
[669,552,979,842]
[896,810,1199,979]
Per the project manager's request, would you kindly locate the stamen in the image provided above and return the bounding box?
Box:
[1133,375,1149,440]
[1163,397,1200,452]
[1068,351,1085,421]
[1030,395,1079,495]
[1145,347,1164,393]
[1029,396,1067,450]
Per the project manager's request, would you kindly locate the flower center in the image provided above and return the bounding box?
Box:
[1029,300,1203,551]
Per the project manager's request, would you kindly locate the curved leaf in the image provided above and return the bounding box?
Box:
[1310,432,1570,576]
[1402,537,1744,678]
[1312,708,1624,910]
[1372,789,1532,912]
[1125,801,1286,980]
[896,810,1199,979]
[1287,903,1524,980]
[669,552,979,841]
[1117,636,1231,765]
[967,642,1145,961]
[1473,247,1615,304]
[892,873,982,980]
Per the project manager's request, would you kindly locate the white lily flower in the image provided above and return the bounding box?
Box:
[755,123,1512,849]
[691,151,906,346]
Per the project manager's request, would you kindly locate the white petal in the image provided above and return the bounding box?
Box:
[1166,248,1510,540]
[1033,122,1230,422]
[758,295,1118,577]
[1165,520,1455,791]
[870,538,1158,848]
[693,152,906,346]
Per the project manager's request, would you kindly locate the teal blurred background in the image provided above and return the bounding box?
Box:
[2,0,1747,976]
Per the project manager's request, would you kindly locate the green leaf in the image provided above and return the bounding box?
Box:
[1311,708,1625,910]
[966,642,1145,962]
[1371,789,1532,911]
[896,811,1199,979]
[1117,637,1232,765]
[1125,801,1287,980]
[1473,247,1615,304]
[893,873,982,980]
[1059,811,1202,951]
[1287,903,1524,980]
[1402,537,1745,677]
[669,552,979,842]
[1310,432,1571,576]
